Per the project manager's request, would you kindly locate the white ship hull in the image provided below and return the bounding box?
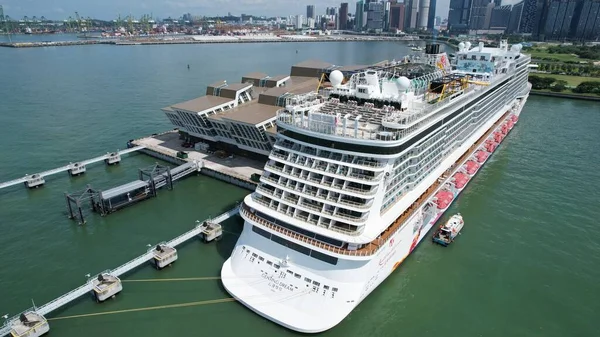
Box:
[222,93,529,333]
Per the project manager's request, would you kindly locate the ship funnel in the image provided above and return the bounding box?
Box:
[425,43,440,54]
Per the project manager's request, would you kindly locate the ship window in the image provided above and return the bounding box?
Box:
[287,270,293,274]
[304,277,312,283]
[324,285,329,290]
[258,256,264,261]
[294,273,301,279]
[252,253,258,258]
[267,260,273,266]
[333,287,338,292]
[312,281,320,286]
[274,264,280,269]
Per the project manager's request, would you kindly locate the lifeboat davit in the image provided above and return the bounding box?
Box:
[485,142,497,153]
[453,172,470,189]
[435,190,454,210]
[475,150,489,163]
[465,160,479,175]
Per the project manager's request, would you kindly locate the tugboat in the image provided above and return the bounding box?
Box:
[432,214,464,246]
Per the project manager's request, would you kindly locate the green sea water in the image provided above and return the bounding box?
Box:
[0,40,598,337]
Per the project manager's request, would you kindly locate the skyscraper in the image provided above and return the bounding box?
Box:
[470,0,491,30]
[489,5,512,30]
[507,1,524,33]
[419,0,431,29]
[519,0,546,35]
[367,1,385,30]
[428,0,438,29]
[339,3,349,30]
[306,5,315,19]
[448,0,472,31]
[355,1,365,31]
[409,0,419,29]
[543,0,578,39]
[390,2,406,30]
[573,0,600,40]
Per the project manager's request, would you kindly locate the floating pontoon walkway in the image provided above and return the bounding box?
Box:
[0,146,146,190]
[0,206,239,337]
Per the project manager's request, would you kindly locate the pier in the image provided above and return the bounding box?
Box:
[0,206,239,337]
[0,146,145,191]
[64,161,201,223]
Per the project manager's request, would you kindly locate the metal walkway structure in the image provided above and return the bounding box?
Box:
[0,146,146,190]
[0,206,239,337]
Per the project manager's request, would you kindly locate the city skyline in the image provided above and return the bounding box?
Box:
[2,0,459,20]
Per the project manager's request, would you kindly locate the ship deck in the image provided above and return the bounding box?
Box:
[244,108,512,256]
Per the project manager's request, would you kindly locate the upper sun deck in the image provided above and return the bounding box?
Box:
[275,41,529,144]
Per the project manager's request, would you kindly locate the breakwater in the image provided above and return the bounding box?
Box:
[0,35,418,48]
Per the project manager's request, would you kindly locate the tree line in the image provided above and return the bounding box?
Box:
[529,75,600,95]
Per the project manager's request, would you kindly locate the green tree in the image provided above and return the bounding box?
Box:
[551,80,567,92]
[529,75,556,90]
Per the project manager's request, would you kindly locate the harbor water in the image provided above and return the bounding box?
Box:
[0,40,598,337]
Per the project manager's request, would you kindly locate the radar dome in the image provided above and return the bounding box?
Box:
[329,70,344,87]
[458,42,465,51]
[397,76,411,91]
[511,43,522,52]
[465,42,472,50]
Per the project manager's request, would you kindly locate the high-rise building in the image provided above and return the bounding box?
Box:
[355,1,365,31]
[419,0,431,29]
[507,1,524,33]
[295,15,303,29]
[340,3,349,30]
[367,1,385,30]
[448,0,472,31]
[428,0,438,29]
[307,5,315,19]
[519,0,546,35]
[489,5,512,30]
[0,5,4,22]
[390,2,406,30]
[326,7,337,16]
[542,0,577,39]
[470,0,491,30]
[408,0,419,28]
[572,0,600,40]
[383,0,392,31]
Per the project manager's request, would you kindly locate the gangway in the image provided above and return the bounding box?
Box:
[0,146,146,190]
[0,206,239,337]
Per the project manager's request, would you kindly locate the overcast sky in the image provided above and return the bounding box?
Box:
[2,0,519,21]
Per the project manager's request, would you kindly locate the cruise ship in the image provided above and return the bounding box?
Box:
[221,41,531,333]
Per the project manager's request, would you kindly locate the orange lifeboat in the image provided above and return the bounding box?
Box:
[434,190,454,210]
[465,160,479,175]
[475,151,488,163]
[453,172,470,189]
[494,132,503,142]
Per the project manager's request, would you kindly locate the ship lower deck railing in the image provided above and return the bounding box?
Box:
[246,108,514,257]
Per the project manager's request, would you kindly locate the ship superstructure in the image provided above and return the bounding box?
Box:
[221,41,531,333]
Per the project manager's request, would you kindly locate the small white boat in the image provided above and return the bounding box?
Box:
[411,46,424,51]
[432,213,464,246]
